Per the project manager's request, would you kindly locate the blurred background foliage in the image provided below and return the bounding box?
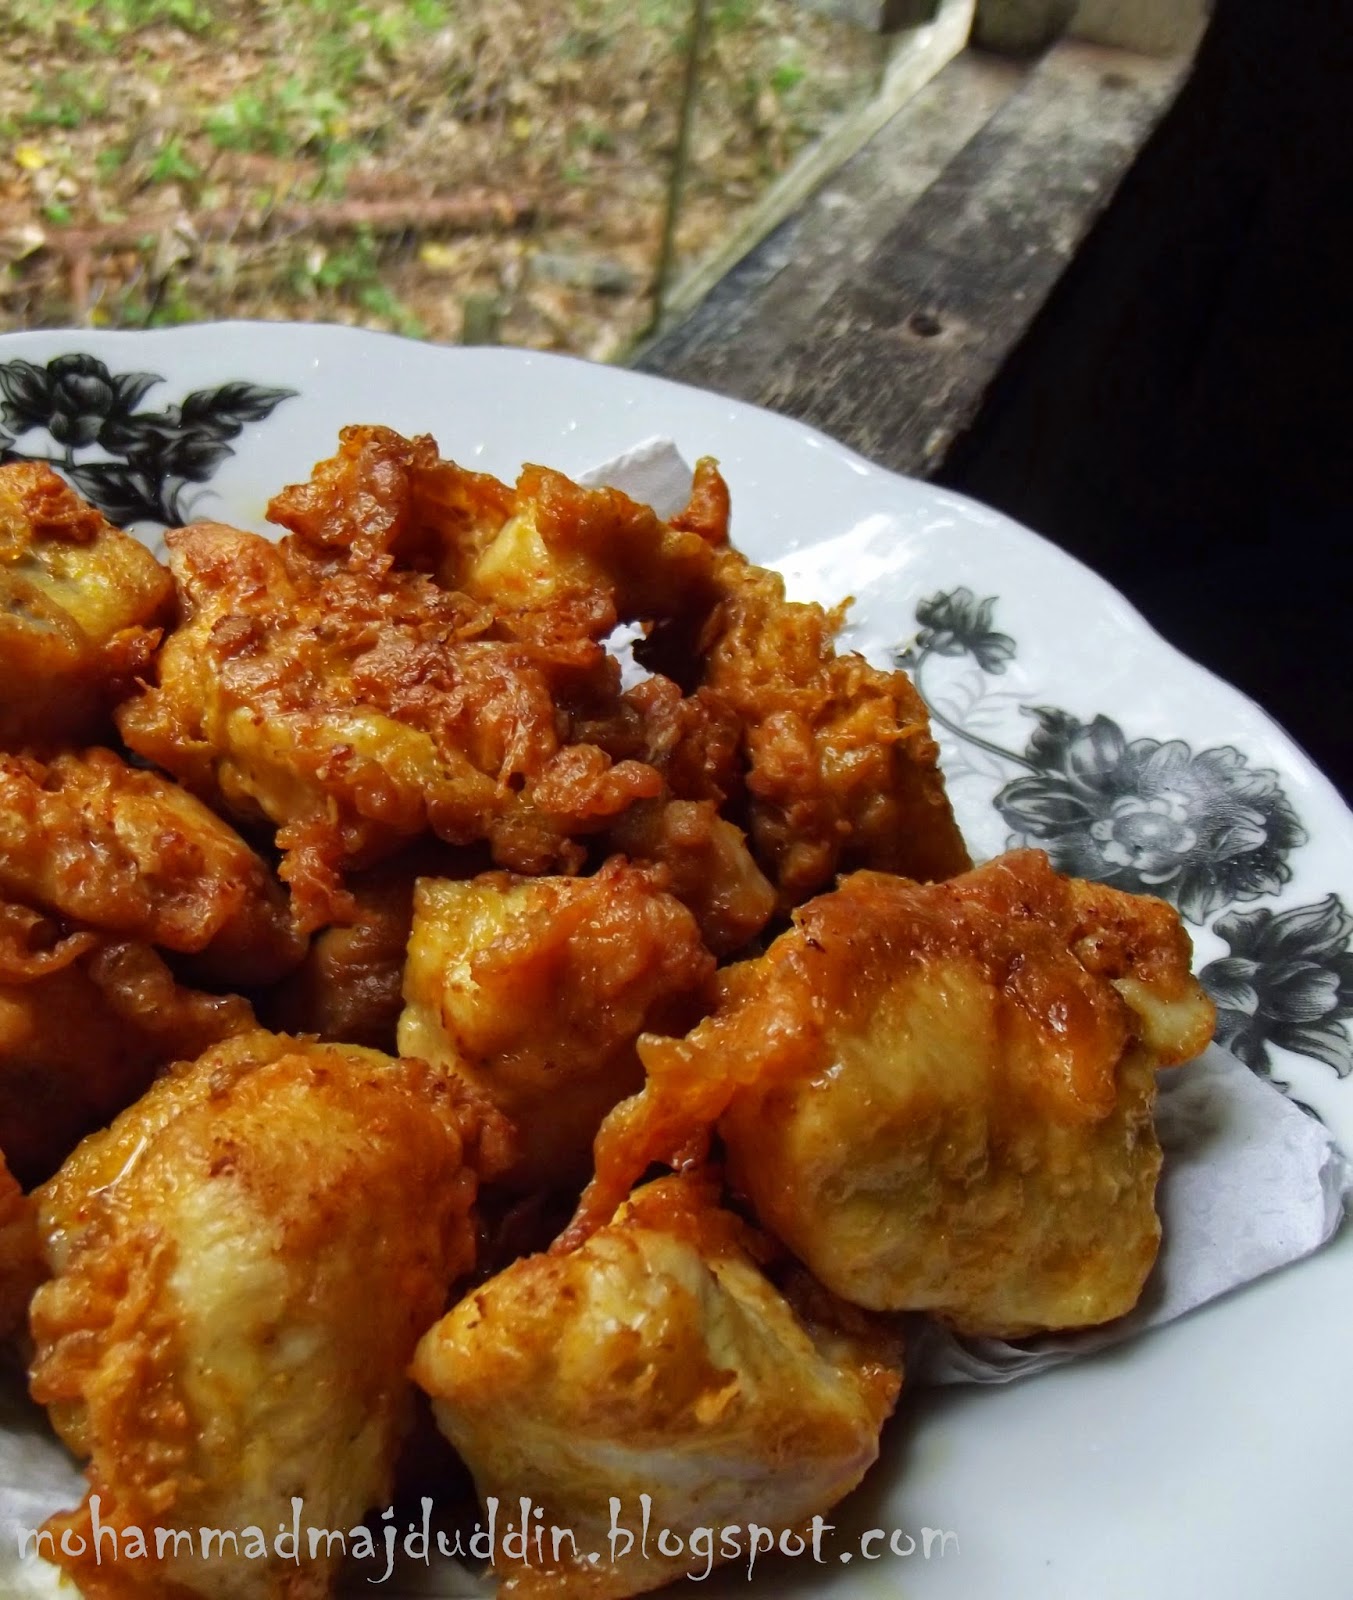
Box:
[0,0,883,358]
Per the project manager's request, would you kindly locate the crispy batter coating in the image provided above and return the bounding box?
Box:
[28,1030,511,1600]
[463,463,718,622]
[263,843,484,1051]
[117,518,666,932]
[0,748,304,986]
[0,461,172,751]
[399,859,716,1189]
[584,674,774,954]
[0,900,254,1187]
[267,426,721,627]
[607,799,776,958]
[118,432,769,935]
[413,1174,902,1600]
[0,1149,42,1339]
[571,851,1216,1338]
[669,455,732,544]
[698,550,970,904]
[265,422,516,579]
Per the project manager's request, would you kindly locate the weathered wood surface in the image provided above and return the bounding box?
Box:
[641,37,1194,479]
[796,0,942,32]
[640,53,1019,395]
[974,0,1207,58]
[661,0,977,329]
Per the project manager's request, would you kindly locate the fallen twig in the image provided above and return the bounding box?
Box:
[38,189,537,262]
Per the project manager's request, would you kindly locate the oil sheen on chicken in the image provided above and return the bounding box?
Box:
[574,851,1216,1338]
[413,1174,902,1600]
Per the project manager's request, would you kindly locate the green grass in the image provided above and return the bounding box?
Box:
[570,120,618,154]
[203,78,353,159]
[110,273,209,327]
[22,69,110,130]
[770,57,807,96]
[285,229,426,338]
[144,133,202,185]
[0,0,217,53]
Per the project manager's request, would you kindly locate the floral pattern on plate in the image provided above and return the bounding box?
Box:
[0,351,294,526]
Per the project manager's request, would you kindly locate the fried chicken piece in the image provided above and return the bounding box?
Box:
[28,1029,511,1600]
[117,520,665,932]
[463,462,719,622]
[669,454,732,544]
[0,1149,42,1339]
[570,851,1216,1339]
[697,550,970,904]
[607,799,775,957]
[265,871,413,1050]
[581,675,775,954]
[399,859,716,1189]
[265,422,516,579]
[0,461,172,751]
[413,1174,902,1600]
[0,900,255,1187]
[267,425,722,628]
[0,748,304,987]
[264,842,484,1051]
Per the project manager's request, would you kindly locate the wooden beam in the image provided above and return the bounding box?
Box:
[973,0,1074,55]
[653,0,977,335]
[796,0,942,33]
[1071,0,1209,56]
[640,50,1020,371]
[640,38,1194,479]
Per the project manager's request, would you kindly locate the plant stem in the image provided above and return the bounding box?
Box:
[910,647,1036,772]
[648,0,711,333]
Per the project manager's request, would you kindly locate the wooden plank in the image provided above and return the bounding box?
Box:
[642,38,1193,478]
[657,0,979,332]
[974,0,1207,59]
[973,0,1074,55]
[1071,0,1209,56]
[796,0,942,32]
[640,51,1021,380]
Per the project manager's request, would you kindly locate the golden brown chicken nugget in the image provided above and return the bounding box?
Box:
[698,550,970,903]
[118,519,665,931]
[573,851,1216,1339]
[0,900,255,1187]
[266,425,722,632]
[28,1030,511,1600]
[414,1174,901,1600]
[266,422,516,578]
[399,858,716,1190]
[0,461,172,751]
[464,461,719,623]
[0,748,304,987]
[264,843,484,1051]
[607,797,776,958]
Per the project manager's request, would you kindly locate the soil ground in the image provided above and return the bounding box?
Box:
[0,1,880,359]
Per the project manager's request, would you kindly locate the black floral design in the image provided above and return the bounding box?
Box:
[996,709,1306,924]
[905,587,1016,675]
[894,588,1353,1087]
[0,353,294,527]
[1201,896,1353,1078]
[898,589,1308,926]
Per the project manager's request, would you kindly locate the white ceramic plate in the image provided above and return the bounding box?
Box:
[3,323,1351,1598]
